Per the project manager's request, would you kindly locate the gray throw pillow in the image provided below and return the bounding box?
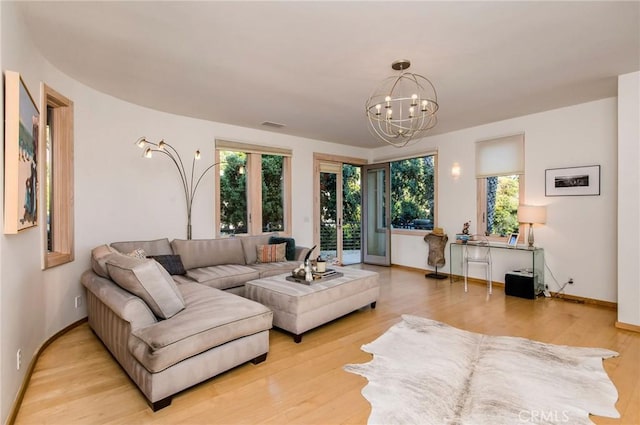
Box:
[148,255,187,276]
[106,254,185,319]
[268,236,296,260]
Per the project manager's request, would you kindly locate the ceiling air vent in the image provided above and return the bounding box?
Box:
[261,121,286,129]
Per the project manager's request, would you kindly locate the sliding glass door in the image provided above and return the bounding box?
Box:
[362,163,391,266]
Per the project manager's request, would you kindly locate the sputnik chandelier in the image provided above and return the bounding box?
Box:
[365,59,439,148]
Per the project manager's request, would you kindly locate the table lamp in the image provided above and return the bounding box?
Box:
[517,205,547,249]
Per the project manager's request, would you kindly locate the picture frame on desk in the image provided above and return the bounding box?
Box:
[507,232,519,247]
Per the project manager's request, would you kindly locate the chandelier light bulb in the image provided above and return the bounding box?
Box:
[158,140,166,150]
[136,137,147,148]
[411,94,418,106]
[143,147,153,158]
[195,150,201,160]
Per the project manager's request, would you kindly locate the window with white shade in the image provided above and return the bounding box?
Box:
[476,134,524,238]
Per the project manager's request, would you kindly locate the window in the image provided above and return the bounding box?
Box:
[261,154,285,232]
[218,151,248,234]
[476,134,524,238]
[390,154,436,231]
[42,84,74,268]
[215,140,291,236]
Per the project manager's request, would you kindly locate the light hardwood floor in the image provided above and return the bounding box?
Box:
[14,265,640,425]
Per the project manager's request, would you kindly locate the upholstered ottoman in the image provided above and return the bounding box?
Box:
[244,266,379,342]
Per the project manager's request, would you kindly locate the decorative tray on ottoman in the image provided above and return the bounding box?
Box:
[285,269,343,285]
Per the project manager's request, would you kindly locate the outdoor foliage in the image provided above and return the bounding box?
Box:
[390,156,435,228]
[219,151,247,234]
[261,155,284,232]
[320,165,362,251]
[219,152,287,234]
[487,175,519,236]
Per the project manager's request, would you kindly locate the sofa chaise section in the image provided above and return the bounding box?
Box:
[81,269,272,411]
[83,234,309,410]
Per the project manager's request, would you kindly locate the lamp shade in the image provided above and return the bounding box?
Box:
[517,205,547,224]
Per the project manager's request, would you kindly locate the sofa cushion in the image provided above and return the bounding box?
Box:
[171,238,246,269]
[256,242,287,263]
[111,238,173,256]
[148,255,186,276]
[248,260,301,278]
[106,255,185,319]
[91,245,144,278]
[91,244,118,278]
[239,234,275,264]
[129,282,272,373]
[268,236,296,260]
[185,264,260,290]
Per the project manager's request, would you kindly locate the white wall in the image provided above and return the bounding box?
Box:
[617,71,640,327]
[0,4,370,423]
[0,2,4,417]
[372,98,619,303]
[1,4,47,423]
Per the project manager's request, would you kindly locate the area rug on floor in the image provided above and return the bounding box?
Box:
[344,315,619,425]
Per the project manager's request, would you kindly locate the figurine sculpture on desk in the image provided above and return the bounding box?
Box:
[456,221,471,244]
[424,227,448,280]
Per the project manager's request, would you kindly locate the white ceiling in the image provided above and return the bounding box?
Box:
[17,1,640,148]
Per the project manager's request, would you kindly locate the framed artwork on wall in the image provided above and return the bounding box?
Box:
[4,70,40,233]
[545,165,600,197]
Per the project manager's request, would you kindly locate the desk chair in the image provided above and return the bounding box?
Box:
[463,236,493,294]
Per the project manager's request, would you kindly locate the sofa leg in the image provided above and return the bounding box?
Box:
[251,353,268,364]
[149,396,172,411]
[370,301,377,309]
[293,334,303,343]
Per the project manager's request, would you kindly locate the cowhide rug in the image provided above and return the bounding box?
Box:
[344,315,619,425]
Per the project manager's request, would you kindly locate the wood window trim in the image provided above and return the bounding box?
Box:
[41,83,74,269]
[476,174,525,243]
[214,147,292,237]
[388,153,439,236]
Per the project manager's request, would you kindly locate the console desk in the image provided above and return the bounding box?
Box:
[449,242,545,292]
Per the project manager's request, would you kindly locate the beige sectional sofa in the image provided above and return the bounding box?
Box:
[81,234,309,410]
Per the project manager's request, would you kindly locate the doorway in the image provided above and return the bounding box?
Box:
[314,155,365,265]
[362,163,391,266]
